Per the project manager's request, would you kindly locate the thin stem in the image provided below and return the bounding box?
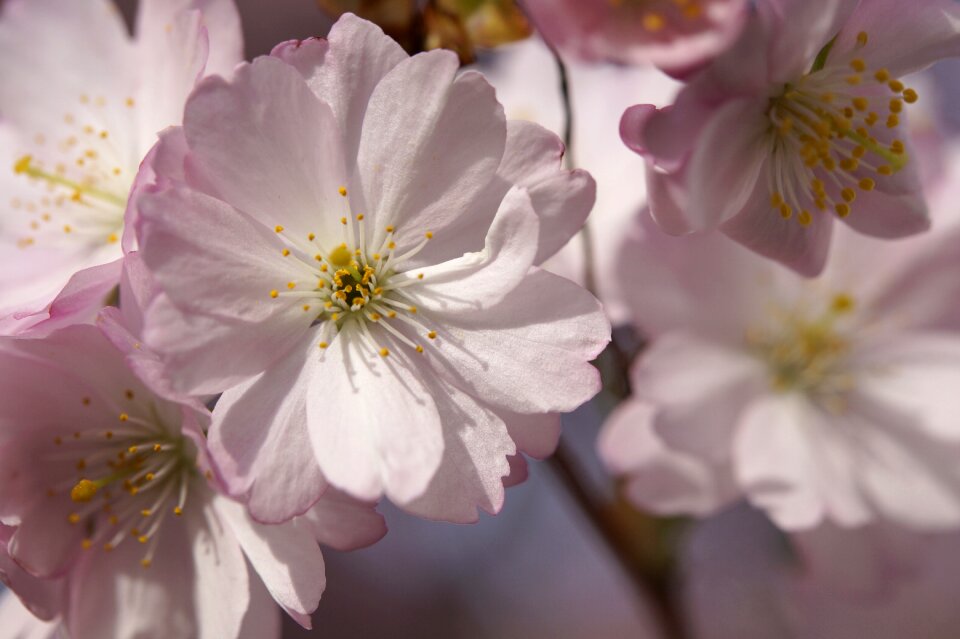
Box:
[547,440,688,639]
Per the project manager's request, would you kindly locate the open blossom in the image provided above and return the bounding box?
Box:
[599,145,960,530]
[0,0,242,335]
[134,14,608,524]
[621,0,960,275]
[0,323,386,638]
[522,0,747,74]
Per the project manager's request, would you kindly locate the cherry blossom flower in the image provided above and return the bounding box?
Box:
[599,146,960,531]
[521,0,747,74]
[620,0,960,275]
[0,0,243,335]
[0,324,387,638]
[134,14,608,524]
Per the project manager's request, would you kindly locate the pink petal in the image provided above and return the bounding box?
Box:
[299,489,387,551]
[497,121,596,265]
[14,259,122,338]
[686,97,769,231]
[503,411,562,460]
[832,0,960,77]
[208,333,328,524]
[839,188,930,239]
[411,186,539,312]
[842,391,960,529]
[720,172,835,277]
[181,56,351,243]
[137,0,243,80]
[759,0,860,82]
[400,370,515,523]
[272,13,406,168]
[138,185,314,393]
[306,326,444,504]
[213,495,325,629]
[355,55,506,259]
[191,501,250,639]
[599,400,735,517]
[851,333,960,442]
[421,268,608,414]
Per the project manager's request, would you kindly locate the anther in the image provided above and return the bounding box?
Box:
[70,479,98,503]
[338,186,347,197]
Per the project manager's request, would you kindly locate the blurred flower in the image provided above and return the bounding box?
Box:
[317,0,529,63]
[0,0,242,335]
[0,322,386,639]
[522,0,747,75]
[599,142,960,531]
[134,14,608,525]
[621,0,960,275]
[480,36,681,323]
[683,504,960,639]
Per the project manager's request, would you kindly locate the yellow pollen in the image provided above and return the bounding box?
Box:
[798,210,813,227]
[416,345,424,353]
[270,290,279,298]
[888,79,904,93]
[841,188,856,203]
[379,348,390,357]
[846,75,861,86]
[282,248,291,257]
[357,214,365,221]
[427,331,437,339]
[68,513,81,524]
[385,225,395,233]
[138,535,149,544]
[103,542,115,552]
[874,68,890,82]
[889,99,903,114]
[287,282,296,290]
[835,203,851,218]
[119,413,129,422]
[82,539,93,550]
[851,97,869,111]
[140,558,151,568]
[878,165,893,176]
[71,479,98,502]
[902,88,918,104]
[303,304,311,311]
[387,311,397,319]
[425,231,434,239]
[859,178,876,191]
[14,155,32,174]
[173,507,183,516]
[642,12,665,31]
[856,31,868,46]
[125,98,135,108]
[319,342,329,349]
[832,293,855,313]
[329,244,352,267]
[338,186,348,197]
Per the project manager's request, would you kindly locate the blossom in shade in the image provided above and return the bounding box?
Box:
[620,0,960,275]
[135,14,608,524]
[0,323,387,638]
[0,0,242,335]
[522,0,747,74]
[599,148,960,530]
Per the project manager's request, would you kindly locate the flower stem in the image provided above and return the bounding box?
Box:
[546,440,688,639]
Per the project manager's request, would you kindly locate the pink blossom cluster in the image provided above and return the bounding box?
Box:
[1,0,959,637]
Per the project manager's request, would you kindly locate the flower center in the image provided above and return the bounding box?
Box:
[766,31,917,227]
[747,293,857,406]
[271,187,438,358]
[52,393,196,569]
[9,94,136,249]
[607,0,704,31]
